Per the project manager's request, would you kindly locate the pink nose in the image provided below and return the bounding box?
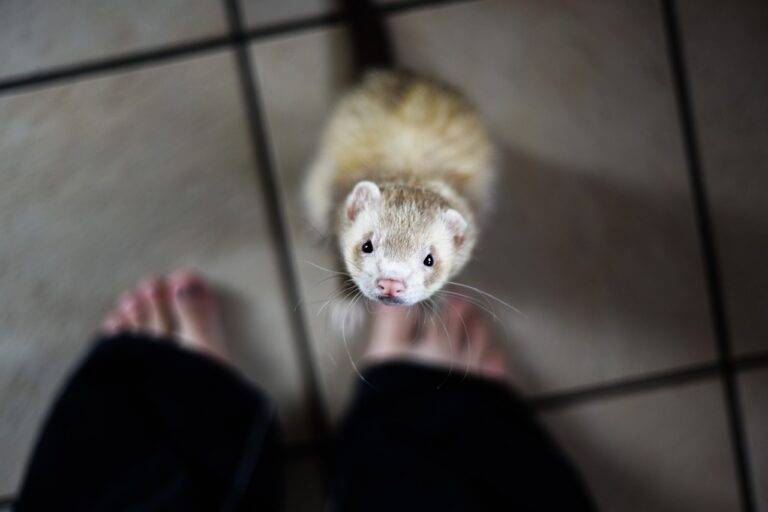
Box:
[377,278,405,297]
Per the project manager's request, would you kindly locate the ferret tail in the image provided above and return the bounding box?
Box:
[338,0,394,77]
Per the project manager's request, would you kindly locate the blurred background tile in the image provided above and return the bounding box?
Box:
[251,0,717,419]
[240,0,416,29]
[0,52,310,496]
[541,379,740,511]
[0,0,227,80]
[677,0,768,357]
[241,0,333,27]
[739,367,768,510]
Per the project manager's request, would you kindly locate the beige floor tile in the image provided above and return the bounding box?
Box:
[739,367,768,510]
[0,52,310,495]
[678,0,768,356]
[0,0,227,80]
[542,379,740,511]
[252,0,716,419]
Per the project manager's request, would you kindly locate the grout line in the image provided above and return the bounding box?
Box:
[660,1,755,511]
[529,360,721,410]
[221,0,329,441]
[0,0,479,96]
[0,35,232,95]
[532,350,768,411]
[734,350,768,374]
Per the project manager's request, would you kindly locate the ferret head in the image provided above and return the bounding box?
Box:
[339,181,474,305]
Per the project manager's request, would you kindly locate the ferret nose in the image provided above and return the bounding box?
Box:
[377,278,405,297]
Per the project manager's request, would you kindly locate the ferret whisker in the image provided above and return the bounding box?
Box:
[294,291,332,311]
[435,290,499,322]
[317,285,359,317]
[421,302,432,337]
[414,303,426,342]
[302,292,351,307]
[410,303,426,344]
[343,257,363,273]
[311,284,356,316]
[300,259,350,277]
[428,298,457,389]
[435,289,514,353]
[445,281,527,318]
[425,301,439,336]
[320,281,357,301]
[308,283,357,306]
[313,273,352,287]
[442,297,472,382]
[342,291,373,387]
[425,298,455,389]
[438,286,494,311]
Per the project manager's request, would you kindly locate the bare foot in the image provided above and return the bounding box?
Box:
[364,299,508,382]
[101,270,229,363]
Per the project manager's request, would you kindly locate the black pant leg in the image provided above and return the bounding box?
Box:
[15,334,283,512]
[334,361,595,512]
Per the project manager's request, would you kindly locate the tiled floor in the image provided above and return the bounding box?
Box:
[0,0,228,78]
[541,378,740,511]
[1,0,766,510]
[677,0,768,357]
[740,368,768,510]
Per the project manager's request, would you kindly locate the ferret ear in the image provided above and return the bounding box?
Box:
[344,181,381,221]
[442,209,468,247]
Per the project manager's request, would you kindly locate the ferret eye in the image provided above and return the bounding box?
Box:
[361,240,374,253]
[423,254,434,267]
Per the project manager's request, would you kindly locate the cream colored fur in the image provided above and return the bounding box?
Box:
[304,70,496,305]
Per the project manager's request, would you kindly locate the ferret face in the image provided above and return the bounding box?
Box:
[339,181,471,305]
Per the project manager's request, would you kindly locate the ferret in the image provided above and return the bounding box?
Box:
[304,0,495,307]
